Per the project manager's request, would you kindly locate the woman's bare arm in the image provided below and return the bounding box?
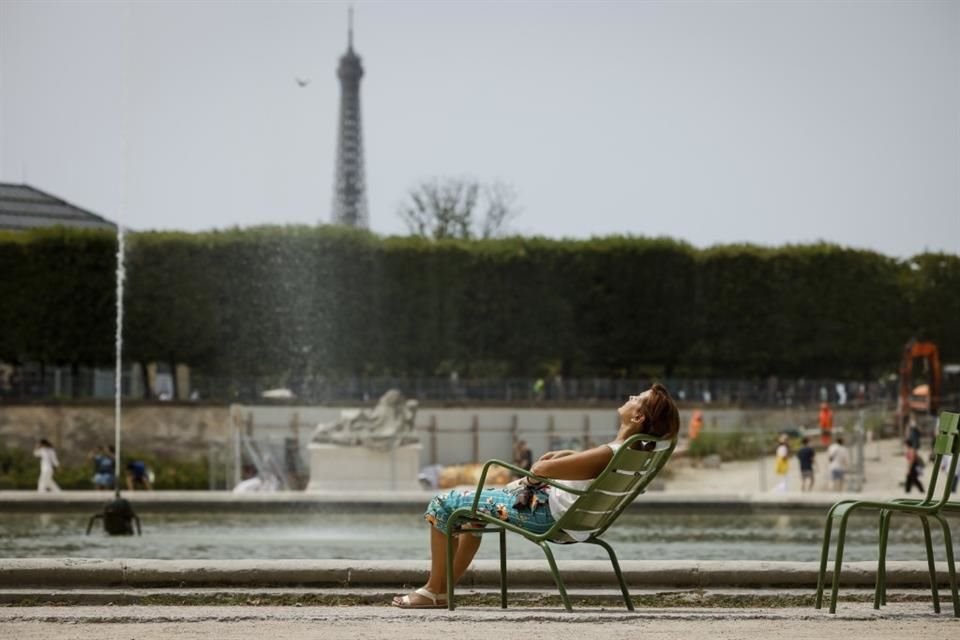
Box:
[536,450,577,461]
[530,445,614,481]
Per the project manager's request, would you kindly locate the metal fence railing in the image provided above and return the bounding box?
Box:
[3,361,936,409]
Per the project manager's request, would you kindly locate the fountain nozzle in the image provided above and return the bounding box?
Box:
[85,494,141,536]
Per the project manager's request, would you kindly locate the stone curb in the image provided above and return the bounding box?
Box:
[0,559,954,589]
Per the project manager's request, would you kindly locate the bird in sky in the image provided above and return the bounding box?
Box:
[295,77,310,87]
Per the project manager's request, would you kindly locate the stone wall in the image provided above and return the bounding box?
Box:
[0,402,868,469]
[0,404,872,465]
[0,405,230,466]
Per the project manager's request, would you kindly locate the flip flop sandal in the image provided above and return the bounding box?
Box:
[392,587,448,609]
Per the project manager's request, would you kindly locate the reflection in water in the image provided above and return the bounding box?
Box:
[0,511,953,562]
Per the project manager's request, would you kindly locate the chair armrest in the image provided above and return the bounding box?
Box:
[831,498,942,518]
[468,459,588,514]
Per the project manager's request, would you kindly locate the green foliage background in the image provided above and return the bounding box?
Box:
[2,226,956,386]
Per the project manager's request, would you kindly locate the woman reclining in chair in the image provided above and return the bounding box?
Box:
[392,383,680,608]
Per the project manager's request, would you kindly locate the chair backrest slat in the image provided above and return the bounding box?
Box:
[553,433,676,538]
[923,411,960,505]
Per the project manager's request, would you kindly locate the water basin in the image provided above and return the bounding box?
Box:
[2,510,954,562]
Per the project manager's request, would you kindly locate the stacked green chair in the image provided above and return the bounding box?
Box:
[444,432,677,612]
[815,410,960,616]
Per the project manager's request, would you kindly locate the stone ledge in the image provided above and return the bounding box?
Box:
[0,559,954,589]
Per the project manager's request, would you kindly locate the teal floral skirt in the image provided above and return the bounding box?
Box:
[424,485,555,535]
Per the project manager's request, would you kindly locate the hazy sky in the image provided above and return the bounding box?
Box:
[1,0,958,257]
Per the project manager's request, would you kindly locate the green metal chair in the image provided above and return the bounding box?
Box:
[874,414,960,613]
[815,410,960,616]
[444,432,677,612]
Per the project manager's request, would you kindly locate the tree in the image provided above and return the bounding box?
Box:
[398,178,520,240]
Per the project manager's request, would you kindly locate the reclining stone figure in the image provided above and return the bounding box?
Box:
[311,389,419,451]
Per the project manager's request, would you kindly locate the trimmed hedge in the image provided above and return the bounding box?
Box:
[1,227,955,385]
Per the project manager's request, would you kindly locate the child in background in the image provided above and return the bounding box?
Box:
[773,434,790,493]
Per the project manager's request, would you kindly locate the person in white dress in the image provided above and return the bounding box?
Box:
[33,438,61,492]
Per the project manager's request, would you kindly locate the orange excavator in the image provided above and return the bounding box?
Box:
[897,339,942,435]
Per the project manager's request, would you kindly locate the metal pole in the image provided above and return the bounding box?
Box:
[208,442,216,491]
[472,415,480,463]
[232,411,243,488]
[757,427,767,492]
[854,409,866,492]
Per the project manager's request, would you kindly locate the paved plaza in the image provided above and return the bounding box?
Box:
[667,435,916,495]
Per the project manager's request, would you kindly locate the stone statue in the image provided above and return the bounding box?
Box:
[310,389,419,451]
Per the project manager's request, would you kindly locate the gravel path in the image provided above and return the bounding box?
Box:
[1,603,956,639]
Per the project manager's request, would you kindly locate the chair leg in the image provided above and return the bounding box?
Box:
[538,541,572,612]
[920,516,941,614]
[829,513,851,614]
[590,538,634,611]
[446,517,459,611]
[876,510,893,609]
[933,515,959,618]
[499,528,507,609]
[815,513,835,610]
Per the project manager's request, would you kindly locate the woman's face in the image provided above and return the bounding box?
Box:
[618,391,649,426]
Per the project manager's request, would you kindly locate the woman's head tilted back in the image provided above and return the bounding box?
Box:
[641,383,680,438]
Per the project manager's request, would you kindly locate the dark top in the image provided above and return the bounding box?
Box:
[127,461,148,478]
[94,454,115,475]
[796,446,815,472]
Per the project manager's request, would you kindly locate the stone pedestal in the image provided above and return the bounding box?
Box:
[305,442,423,492]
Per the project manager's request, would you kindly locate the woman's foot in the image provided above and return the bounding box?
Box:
[391,586,448,609]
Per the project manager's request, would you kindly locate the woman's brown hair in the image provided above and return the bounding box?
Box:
[640,383,680,438]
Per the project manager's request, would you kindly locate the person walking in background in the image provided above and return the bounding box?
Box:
[687,410,704,441]
[33,438,60,493]
[532,378,545,402]
[906,413,922,450]
[818,402,834,448]
[941,454,959,494]
[827,436,849,492]
[796,436,816,492]
[904,439,925,494]
[773,434,790,493]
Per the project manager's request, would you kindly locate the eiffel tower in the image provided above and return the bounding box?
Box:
[330,8,368,228]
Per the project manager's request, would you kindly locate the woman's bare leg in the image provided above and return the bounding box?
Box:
[393,526,482,604]
[423,526,482,594]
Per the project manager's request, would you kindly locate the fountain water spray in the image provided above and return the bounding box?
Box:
[87,226,140,535]
[114,226,125,496]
